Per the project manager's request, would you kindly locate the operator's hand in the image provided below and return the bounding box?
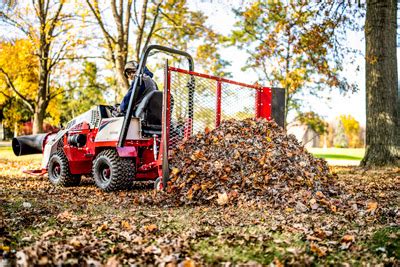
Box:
[111,104,124,117]
[112,103,120,111]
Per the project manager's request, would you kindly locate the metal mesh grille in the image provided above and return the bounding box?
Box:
[167,68,259,150]
[221,82,256,121]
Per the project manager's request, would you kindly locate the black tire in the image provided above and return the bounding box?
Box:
[154,177,164,191]
[92,149,135,192]
[48,150,81,187]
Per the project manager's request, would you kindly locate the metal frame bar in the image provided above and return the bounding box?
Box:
[168,67,267,91]
[118,45,194,148]
[162,60,170,188]
[216,81,222,127]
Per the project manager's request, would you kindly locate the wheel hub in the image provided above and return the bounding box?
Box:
[102,168,111,178]
[52,163,61,178]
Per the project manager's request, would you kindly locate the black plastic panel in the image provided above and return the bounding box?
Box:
[271,87,286,128]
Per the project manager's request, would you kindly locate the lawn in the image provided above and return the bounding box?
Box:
[0,147,399,265]
[308,148,365,161]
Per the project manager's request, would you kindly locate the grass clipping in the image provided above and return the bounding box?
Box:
[163,118,338,209]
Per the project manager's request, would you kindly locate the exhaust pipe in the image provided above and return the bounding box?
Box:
[12,134,48,156]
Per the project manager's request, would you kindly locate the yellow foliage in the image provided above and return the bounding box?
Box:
[0,39,39,101]
[340,115,362,148]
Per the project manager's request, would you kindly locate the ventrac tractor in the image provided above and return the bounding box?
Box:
[12,45,285,191]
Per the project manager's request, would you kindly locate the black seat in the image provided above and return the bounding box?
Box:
[134,91,163,135]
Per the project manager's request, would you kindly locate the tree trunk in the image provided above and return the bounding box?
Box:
[33,42,49,134]
[361,0,399,167]
[32,109,44,134]
[115,48,129,96]
[14,121,18,137]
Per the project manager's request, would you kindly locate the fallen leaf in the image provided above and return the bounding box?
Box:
[69,238,82,249]
[341,235,355,243]
[310,242,327,257]
[216,192,229,205]
[366,201,378,213]
[121,220,132,230]
[144,224,158,233]
[180,259,196,267]
[97,223,108,232]
[105,256,119,267]
[42,230,56,239]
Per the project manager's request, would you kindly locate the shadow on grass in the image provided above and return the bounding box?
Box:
[313,154,363,161]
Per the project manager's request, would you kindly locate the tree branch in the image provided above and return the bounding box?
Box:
[135,0,149,59]
[123,0,133,48]
[111,0,123,37]
[47,1,64,39]
[132,0,139,26]
[86,0,116,63]
[0,12,36,43]
[143,1,161,53]
[0,68,34,112]
[0,90,12,99]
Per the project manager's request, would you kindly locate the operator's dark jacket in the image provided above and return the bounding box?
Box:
[120,66,157,113]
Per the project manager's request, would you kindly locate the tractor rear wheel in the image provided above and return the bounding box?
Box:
[48,150,81,187]
[92,149,135,192]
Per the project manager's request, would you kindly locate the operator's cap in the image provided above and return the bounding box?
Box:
[124,60,138,78]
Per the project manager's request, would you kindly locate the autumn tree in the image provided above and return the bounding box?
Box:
[297,112,328,136]
[0,1,83,133]
[85,0,228,98]
[230,1,360,124]
[361,0,399,166]
[340,115,362,148]
[0,39,39,134]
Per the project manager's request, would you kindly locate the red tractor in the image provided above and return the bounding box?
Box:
[12,45,285,191]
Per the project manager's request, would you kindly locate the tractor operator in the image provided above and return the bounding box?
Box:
[118,60,158,114]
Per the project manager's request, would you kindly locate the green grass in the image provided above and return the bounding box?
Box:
[370,226,400,258]
[0,146,41,162]
[307,148,365,161]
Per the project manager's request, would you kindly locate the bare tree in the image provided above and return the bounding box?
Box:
[85,0,161,95]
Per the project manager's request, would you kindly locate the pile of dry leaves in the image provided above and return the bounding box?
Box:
[165,118,338,210]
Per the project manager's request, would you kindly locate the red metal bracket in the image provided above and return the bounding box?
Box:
[23,169,47,176]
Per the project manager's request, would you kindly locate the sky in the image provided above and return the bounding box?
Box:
[188,0,400,127]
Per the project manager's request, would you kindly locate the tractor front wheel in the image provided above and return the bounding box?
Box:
[154,177,164,191]
[48,150,81,187]
[92,149,135,192]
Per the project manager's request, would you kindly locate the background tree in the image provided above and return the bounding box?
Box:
[0,1,83,133]
[0,39,39,134]
[85,0,134,93]
[150,0,229,76]
[230,1,360,124]
[361,0,399,167]
[85,0,228,99]
[334,120,349,148]
[297,111,328,136]
[340,114,362,148]
[60,61,108,123]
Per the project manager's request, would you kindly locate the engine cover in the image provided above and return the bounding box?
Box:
[95,117,141,142]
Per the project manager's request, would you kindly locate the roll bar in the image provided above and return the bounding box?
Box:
[118,45,194,147]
